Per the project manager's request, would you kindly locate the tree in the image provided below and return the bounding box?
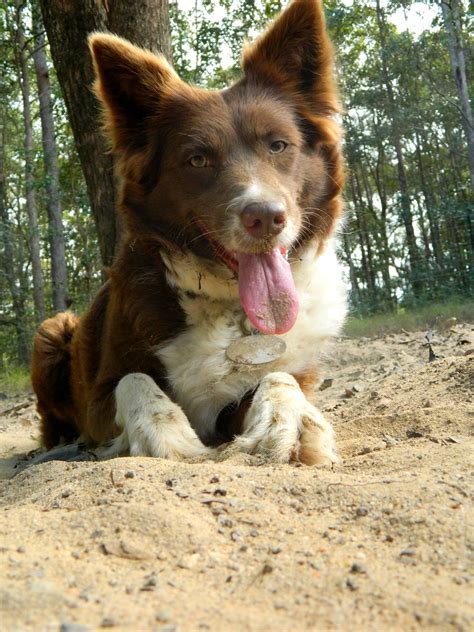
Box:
[39,0,172,267]
[13,0,46,323]
[32,4,68,312]
[439,0,474,193]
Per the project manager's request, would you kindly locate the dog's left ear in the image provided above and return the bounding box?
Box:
[242,0,339,119]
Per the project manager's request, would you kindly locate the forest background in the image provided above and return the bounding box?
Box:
[0,0,472,373]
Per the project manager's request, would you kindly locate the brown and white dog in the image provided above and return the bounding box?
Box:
[31,0,346,466]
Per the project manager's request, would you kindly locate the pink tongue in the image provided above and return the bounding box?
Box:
[237,249,299,335]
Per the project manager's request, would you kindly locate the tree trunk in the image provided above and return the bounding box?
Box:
[38,0,172,267]
[342,230,361,307]
[14,1,46,324]
[32,7,69,313]
[440,0,474,193]
[0,125,30,364]
[375,0,423,298]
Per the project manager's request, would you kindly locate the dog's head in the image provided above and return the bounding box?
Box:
[90,0,344,334]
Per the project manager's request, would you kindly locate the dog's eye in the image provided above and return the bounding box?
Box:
[189,155,208,168]
[269,140,287,154]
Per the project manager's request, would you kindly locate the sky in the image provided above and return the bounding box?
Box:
[176,0,439,40]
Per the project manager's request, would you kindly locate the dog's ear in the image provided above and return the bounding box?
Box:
[242,0,339,118]
[89,33,180,154]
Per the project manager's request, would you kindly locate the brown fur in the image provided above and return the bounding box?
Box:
[32,0,344,449]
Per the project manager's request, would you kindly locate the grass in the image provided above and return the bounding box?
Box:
[0,364,32,397]
[344,298,474,338]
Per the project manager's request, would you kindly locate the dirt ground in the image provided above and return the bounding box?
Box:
[0,324,473,632]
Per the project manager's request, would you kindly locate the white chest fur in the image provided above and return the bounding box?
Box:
[156,244,347,441]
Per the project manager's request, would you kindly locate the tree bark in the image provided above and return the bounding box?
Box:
[32,7,69,312]
[38,0,172,267]
[0,125,30,364]
[14,1,46,324]
[440,0,474,193]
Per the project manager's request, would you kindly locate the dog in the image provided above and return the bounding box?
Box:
[31,0,346,466]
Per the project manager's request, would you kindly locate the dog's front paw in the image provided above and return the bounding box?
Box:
[107,373,213,460]
[298,407,339,466]
[233,372,338,465]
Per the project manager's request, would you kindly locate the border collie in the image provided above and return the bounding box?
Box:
[32,0,346,465]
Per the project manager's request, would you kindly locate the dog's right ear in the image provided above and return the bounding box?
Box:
[89,33,179,154]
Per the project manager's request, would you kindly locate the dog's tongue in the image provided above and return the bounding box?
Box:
[237,249,299,335]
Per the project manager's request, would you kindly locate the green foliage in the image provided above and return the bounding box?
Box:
[0,361,31,396]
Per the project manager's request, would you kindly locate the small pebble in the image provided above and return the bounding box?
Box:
[124,471,135,479]
[156,611,171,623]
[60,624,90,632]
[271,546,282,555]
[61,490,71,498]
[355,506,369,517]
[17,546,25,553]
[346,578,358,591]
[350,563,367,574]
[141,575,158,591]
[400,549,416,557]
[101,618,115,628]
[209,476,219,484]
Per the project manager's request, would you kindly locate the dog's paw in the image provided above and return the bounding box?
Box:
[233,372,338,465]
[105,373,213,460]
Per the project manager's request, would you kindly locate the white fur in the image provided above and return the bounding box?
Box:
[109,241,346,463]
[103,373,212,460]
[157,241,347,442]
[233,372,338,464]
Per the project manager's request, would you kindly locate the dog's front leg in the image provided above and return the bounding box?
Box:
[232,372,338,465]
[100,373,212,460]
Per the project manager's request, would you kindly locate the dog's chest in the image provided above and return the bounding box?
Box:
[156,246,346,440]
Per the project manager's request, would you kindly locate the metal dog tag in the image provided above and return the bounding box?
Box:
[226,335,287,365]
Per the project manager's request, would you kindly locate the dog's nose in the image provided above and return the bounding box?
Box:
[241,202,287,239]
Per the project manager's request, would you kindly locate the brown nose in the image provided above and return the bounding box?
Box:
[241,202,287,239]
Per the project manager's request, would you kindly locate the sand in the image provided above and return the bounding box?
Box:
[0,324,473,631]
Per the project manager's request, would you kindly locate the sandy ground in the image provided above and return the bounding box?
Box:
[0,324,473,632]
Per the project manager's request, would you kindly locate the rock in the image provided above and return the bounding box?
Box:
[100,618,115,628]
[156,611,171,623]
[350,563,367,574]
[346,578,358,591]
[213,488,227,496]
[124,471,135,478]
[355,506,369,517]
[60,623,90,632]
[101,540,154,560]
[141,574,158,591]
[177,553,200,569]
[319,378,333,391]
